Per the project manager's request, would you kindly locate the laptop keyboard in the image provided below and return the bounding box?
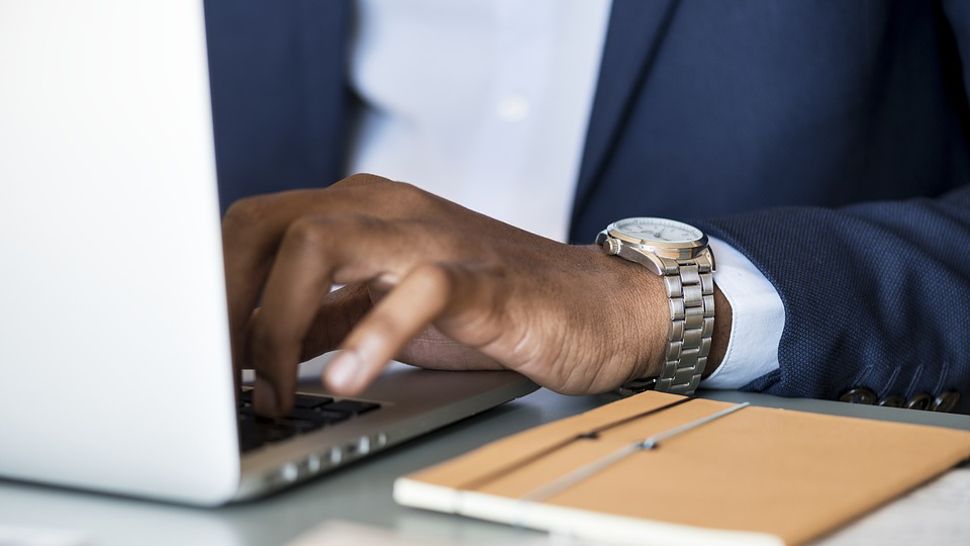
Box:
[237,390,381,453]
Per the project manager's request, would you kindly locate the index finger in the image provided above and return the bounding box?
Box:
[323,262,497,396]
[248,214,426,415]
[221,192,323,378]
[221,179,396,379]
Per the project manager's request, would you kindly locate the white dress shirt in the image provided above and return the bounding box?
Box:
[346,0,785,388]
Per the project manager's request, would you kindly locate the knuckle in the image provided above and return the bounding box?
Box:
[337,175,435,214]
[223,196,269,232]
[338,172,389,187]
[285,215,328,247]
[382,180,431,208]
[387,179,418,193]
[284,213,382,251]
[414,262,454,288]
[391,180,425,201]
[410,263,457,305]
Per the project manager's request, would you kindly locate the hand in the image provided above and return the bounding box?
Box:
[222,174,726,417]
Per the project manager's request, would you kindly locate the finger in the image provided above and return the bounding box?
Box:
[221,177,421,380]
[396,326,504,371]
[323,262,491,395]
[222,193,311,385]
[248,215,344,416]
[250,214,421,415]
[222,185,375,375]
[298,283,373,361]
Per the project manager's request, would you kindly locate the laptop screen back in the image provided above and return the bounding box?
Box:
[0,1,240,504]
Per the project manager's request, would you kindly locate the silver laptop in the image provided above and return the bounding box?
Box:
[0,1,536,505]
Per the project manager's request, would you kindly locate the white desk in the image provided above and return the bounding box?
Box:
[1,389,967,546]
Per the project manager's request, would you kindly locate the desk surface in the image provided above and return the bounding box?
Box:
[1,389,968,546]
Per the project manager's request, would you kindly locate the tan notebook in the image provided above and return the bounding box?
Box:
[394,392,970,545]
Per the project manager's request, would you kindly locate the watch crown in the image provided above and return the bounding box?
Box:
[605,238,623,255]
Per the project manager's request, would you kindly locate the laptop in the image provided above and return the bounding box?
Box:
[0,1,536,505]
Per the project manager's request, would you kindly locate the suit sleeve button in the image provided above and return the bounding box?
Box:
[906,393,933,411]
[839,388,876,404]
[877,395,905,408]
[931,391,961,413]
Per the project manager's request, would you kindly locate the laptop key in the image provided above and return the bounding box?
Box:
[292,394,334,409]
[238,416,314,452]
[238,420,267,452]
[289,408,351,425]
[238,404,339,425]
[237,397,381,452]
[276,417,325,433]
[239,390,331,410]
[324,400,381,415]
[316,410,352,424]
[240,432,264,453]
[263,425,296,443]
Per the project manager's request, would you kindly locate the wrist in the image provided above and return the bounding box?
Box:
[588,243,732,388]
[592,217,728,394]
[583,244,668,385]
[629,275,668,383]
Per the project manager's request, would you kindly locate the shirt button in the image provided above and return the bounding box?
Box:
[906,392,933,411]
[877,395,905,408]
[839,387,876,404]
[496,95,530,122]
[931,391,961,413]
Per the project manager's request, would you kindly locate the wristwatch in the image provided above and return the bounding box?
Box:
[596,217,715,396]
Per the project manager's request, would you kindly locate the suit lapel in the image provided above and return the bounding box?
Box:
[571,0,682,225]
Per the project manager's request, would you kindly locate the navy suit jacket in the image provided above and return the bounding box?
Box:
[204,1,970,412]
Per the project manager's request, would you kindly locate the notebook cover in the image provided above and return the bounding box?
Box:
[394,392,970,545]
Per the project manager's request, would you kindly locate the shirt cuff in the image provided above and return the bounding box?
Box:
[700,237,785,389]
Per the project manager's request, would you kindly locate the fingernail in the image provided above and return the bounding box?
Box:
[326,350,363,392]
[254,377,278,415]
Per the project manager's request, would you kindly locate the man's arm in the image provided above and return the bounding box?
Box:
[223,175,697,417]
[696,185,970,412]
[697,2,970,409]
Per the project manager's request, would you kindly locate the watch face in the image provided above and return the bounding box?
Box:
[613,217,703,245]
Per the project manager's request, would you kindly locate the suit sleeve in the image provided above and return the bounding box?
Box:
[691,2,970,411]
[695,185,970,412]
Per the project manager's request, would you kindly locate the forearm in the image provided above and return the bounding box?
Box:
[695,185,970,412]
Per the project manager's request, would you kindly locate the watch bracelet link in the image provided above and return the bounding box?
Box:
[619,259,715,397]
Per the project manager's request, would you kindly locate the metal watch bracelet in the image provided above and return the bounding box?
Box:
[619,259,715,397]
